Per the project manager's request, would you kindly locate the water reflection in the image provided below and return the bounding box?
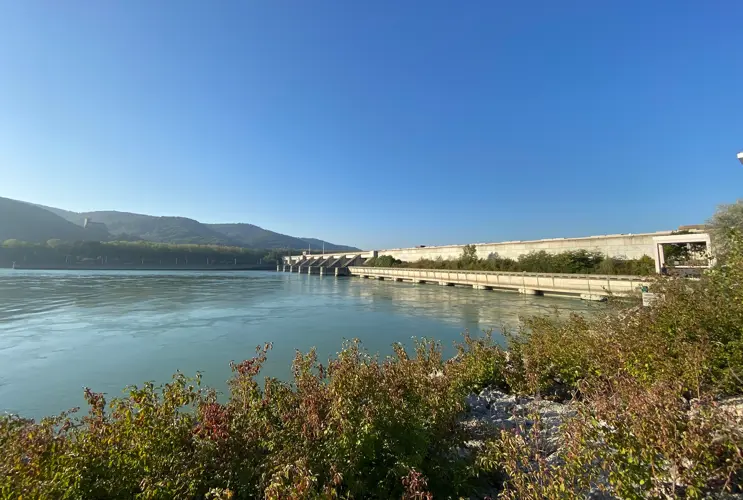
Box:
[0,270,597,418]
[341,276,597,334]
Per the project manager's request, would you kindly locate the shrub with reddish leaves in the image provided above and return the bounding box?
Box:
[0,339,476,499]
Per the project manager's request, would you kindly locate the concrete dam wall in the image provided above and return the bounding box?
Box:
[375,231,672,262]
[284,230,712,273]
[280,230,713,299]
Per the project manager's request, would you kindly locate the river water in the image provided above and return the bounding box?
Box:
[0,270,598,418]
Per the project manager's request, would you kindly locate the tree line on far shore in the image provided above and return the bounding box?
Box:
[0,239,292,268]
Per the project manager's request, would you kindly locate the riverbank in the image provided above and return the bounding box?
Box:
[7,264,277,271]
[1,239,285,272]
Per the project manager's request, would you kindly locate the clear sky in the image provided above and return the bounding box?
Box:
[1,1,742,249]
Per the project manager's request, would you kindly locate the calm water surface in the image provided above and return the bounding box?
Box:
[0,270,598,418]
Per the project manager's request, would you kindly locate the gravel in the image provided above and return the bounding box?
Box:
[461,388,573,458]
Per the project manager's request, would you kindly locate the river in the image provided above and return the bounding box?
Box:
[0,269,598,418]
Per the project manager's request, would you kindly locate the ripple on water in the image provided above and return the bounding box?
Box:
[0,269,599,418]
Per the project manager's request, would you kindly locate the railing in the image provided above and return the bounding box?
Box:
[349,266,647,281]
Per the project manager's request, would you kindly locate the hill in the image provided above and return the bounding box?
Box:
[25,200,358,250]
[0,197,109,243]
[76,211,235,246]
[206,224,357,252]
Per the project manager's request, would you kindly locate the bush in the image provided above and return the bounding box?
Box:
[0,340,476,499]
[481,376,743,499]
[485,233,743,498]
[708,200,743,258]
[505,234,743,397]
[477,413,595,500]
[365,254,403,267]
[447,330,510,393]
[571,376,743,499]
[506,313,600,396]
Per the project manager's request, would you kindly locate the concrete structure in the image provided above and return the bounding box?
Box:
[376,232,677,262]
[281,252,372,276]
[348,267,649,300]
[284,230,713,272]
[285,252,375,265]
[277,230,714,301]
[651,232,713,273]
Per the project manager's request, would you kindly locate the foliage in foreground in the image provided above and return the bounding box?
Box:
[478,234,743,499]
[3,237,743,498]
[508,233,743,398]
[479,377,743,500]
[707,199,743,258]
[0,340,477,499]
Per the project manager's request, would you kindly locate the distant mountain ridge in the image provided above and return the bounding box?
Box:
[0,197,358,251]
[0,197,109,243]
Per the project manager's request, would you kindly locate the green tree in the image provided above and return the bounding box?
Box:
[707,200,743,259]
[460,244,479,268]
[462,244,477,261]
[366,255,403,267]
[263,249,288,264]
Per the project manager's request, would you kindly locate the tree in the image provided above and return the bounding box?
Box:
[460,245,478,267]
[264,249,289,264]
[707,200,743,259]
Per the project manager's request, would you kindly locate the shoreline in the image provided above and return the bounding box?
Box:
[6,264,277,272]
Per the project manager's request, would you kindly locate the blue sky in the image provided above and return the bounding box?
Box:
[1,1,742,250]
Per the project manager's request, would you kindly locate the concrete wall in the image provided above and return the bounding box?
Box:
[377,232,674,262]
[283,230,714,267]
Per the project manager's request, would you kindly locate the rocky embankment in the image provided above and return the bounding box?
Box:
[461,389,743,499]
[462,388,571,458]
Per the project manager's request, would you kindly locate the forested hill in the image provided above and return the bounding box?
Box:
[0,197,109,243]
[16,199,358,250]
[206,224,358,252]
[77,211,236,246]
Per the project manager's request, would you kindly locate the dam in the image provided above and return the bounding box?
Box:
[279,229,712,300]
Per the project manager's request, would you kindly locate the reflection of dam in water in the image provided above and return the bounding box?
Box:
[329,274,598,336]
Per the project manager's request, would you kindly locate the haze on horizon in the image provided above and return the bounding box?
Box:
[1,1,742,250]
